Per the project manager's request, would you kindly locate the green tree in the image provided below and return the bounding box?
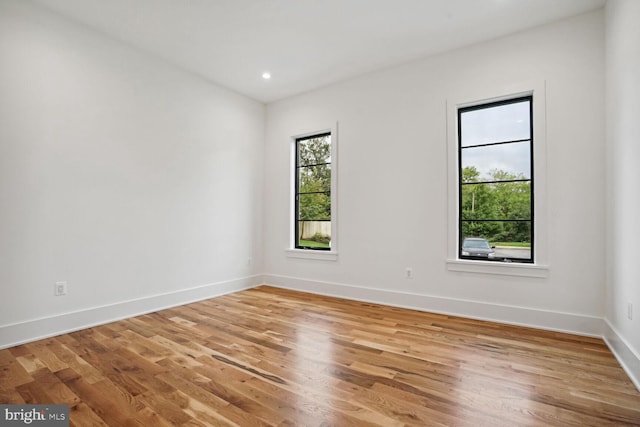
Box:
[299,137,330,187]
[460,166,531,244]
[489,169,530,242]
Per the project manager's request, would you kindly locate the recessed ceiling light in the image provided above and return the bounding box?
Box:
[262,72,271,80]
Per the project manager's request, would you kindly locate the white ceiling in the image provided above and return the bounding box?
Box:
[33,0,606,103]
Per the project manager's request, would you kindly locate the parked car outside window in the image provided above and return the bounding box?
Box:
[461,237,495,259]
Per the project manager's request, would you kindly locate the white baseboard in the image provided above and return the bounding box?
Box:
[603,319,640,391]
[0,275,263,350]
[263,274,604,337]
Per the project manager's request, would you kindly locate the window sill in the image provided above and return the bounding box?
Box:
[286,249,338,261]
[446,259,548,278]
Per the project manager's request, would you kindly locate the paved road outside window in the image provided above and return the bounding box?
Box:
[494,247,531,260]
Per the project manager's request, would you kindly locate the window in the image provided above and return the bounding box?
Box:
[294,132,332,250]
[458,96,533,263]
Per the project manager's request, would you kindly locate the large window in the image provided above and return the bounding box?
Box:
[294,132,332,250]
[458,96,533,263]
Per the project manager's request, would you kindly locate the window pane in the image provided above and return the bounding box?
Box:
[295,132,332,251]
[458,96,533,263]
[461,221,531,260]
[461,100,530,147]
[299,163,331,193]
[298,193,330,221]
[298,135,331,166]
[461,182,531,221]
[461,140,530,181]
[298,220,331,248]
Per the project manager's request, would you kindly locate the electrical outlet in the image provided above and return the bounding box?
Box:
[55,281,67,296]
[405,267,413,279]
[247,257,252,266]
[628,302,633,320]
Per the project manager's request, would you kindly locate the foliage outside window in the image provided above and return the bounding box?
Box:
[459,96,533,263]
[295,133,331,250]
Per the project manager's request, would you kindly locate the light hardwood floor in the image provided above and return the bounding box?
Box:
[1,286,639,426]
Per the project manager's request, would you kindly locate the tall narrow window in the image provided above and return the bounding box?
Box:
[295,133,332,250]
[459,96,533,263]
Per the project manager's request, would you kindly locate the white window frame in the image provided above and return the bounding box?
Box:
[286,124,338,261]
[446,82,549,278]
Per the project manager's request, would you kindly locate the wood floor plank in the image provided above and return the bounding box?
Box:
[24,340,69,373]
[0,348,34,389]
[15,375,56,404]
[68,401,109,427]
[1,285,639,426]
[56,367,145,426]
[30,367,81,407]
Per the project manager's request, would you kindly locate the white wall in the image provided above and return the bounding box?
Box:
[0,0,264,347]
[604,0,640,388]
[264,11,605,335]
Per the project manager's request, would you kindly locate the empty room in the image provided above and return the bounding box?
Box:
[1,0,639,425]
